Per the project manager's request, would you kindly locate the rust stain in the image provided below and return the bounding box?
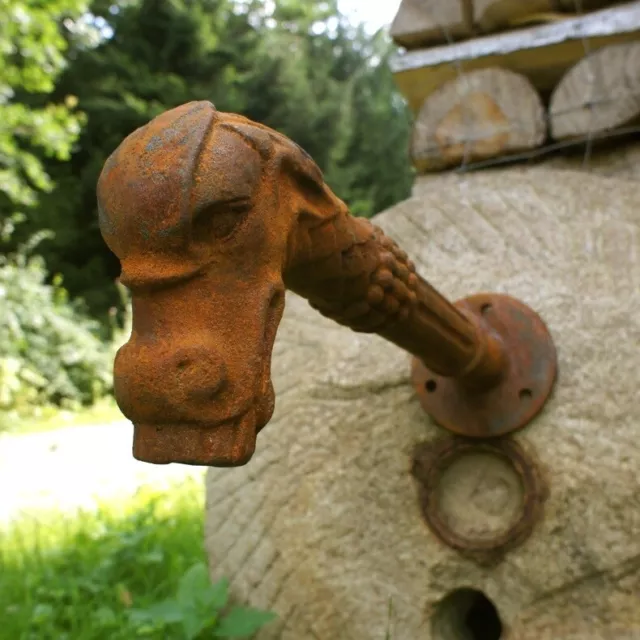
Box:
[412,293,558,438]
[411,436,548,564]
[97,102,557,467]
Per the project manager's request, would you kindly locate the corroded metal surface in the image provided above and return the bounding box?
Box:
[411,293,558,438]
[411,437,548,563]
[97,100,557,467]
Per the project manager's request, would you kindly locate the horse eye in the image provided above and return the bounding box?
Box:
[192,201,251,240]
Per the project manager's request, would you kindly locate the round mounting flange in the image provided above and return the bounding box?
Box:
[411,293,557,438]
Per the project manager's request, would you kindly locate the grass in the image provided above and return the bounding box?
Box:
[4,396,125,436]
[0,478,276,639]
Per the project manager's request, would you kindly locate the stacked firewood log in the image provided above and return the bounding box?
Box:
[390,0,640,173]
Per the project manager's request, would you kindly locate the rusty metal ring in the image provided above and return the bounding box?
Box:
[411,436,548,563]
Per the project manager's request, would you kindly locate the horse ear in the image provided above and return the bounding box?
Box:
[278,142,344,225]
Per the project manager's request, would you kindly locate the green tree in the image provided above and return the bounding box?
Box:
[0,0,92,212]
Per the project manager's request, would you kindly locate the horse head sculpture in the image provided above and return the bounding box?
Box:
[97,101,557,468]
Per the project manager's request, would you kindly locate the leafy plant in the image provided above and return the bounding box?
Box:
[0,222,113,426]
[0,0,94,208]
[1,480,277,639]
[129,563,276,639]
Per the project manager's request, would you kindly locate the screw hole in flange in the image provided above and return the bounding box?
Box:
[425,380,437,393]
[519,388,532,400]
[431,588,503,640]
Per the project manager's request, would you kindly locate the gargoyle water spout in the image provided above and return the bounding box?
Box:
[97,101,557,467]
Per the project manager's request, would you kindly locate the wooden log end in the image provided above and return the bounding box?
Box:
[390,0,472,49]
[391,3,640,115]
[549,40,640,140]
[411,67,547,172]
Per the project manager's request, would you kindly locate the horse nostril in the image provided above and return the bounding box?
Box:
[171,347,228,397]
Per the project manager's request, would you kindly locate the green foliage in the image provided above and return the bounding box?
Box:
[0,0,93,207]
[10,0,413,322]
[0,223,113,423]
[130,564,276,638]
[0,1,107,423]
[0,478,277,639]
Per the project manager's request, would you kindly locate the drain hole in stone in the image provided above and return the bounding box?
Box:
[425,380,437,393]
[431,588,503,640]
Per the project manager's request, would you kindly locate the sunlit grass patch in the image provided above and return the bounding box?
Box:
[0,477,275,639]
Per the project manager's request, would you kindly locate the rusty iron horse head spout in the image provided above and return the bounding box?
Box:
[98,103,558,468]
[97,101,348,467]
